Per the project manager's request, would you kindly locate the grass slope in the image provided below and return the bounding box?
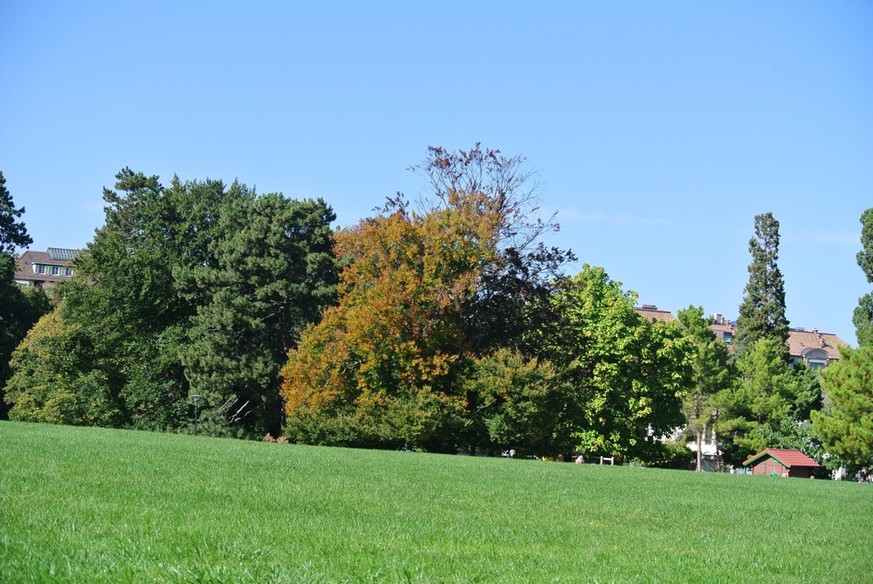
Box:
[1,421,871,583]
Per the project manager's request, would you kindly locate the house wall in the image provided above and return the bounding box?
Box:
[751,458,788,477]
[787,467,814,479]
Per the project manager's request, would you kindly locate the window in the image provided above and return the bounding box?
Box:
[51,265,60,275]
[804,349,829,372]
[65,267,73,276]
[722,332,733,344]
[35,264,46,274]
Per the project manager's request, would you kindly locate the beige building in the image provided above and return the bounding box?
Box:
[785,328,847,371]
[635,306,848,371]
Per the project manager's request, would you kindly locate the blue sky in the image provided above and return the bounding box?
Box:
[2,1,871,344]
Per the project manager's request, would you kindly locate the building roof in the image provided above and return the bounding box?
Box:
[742,448,820,468]
[628,304,848,364]
[786,328,847,361]
[635,305,676,323]
[14,248,80,285]
[47,247,78,261]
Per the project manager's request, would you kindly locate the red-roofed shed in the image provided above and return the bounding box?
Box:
[743,448,820,478]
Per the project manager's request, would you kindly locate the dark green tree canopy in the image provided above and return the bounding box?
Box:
[0,172,46,419]
[43,170,235,431]
[180,192,337,436]
[6,169,337,438]
[0,171,33,255]
[735,212,789,358]
[0,254,51,419]
[854,293,873,348]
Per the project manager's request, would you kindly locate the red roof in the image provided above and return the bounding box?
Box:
[742,448,820,468]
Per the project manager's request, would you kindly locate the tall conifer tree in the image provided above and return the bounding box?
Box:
[0,171,32,254]
[853,208,873,347]
[0,171,47,419]
[735,212,789,358]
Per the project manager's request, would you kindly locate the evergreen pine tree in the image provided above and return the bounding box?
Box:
[735,212,789,358]
[0,171,32,254]
[853,208,873,347]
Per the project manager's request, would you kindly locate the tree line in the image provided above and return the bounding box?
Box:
[1,147,871,472]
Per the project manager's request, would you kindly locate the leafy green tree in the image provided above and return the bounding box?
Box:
[0,256,51,419]
[715,338,787,464]
[76,170,231,332]
[676,306,735,471]
[5,308,125,426]
[735,212,789,359]
[715,339,823,467]
[812,346,873,468]
[854,208,873,347]
[788,360,823,420]
[537,266,689,461]
[180,193,337,437]
[463,348,576,457]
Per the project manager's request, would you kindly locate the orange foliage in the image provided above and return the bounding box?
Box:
[280,190,503,438]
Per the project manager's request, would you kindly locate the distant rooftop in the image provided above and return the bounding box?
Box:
[47,247,79,261]
[634,305,676,323]
[14,248,82,287]
[786,328,847,361]
[743,448,820,468]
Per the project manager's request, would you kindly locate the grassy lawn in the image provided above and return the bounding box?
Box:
[1,421,871,582]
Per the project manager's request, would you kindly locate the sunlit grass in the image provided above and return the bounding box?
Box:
[1,421,871,582]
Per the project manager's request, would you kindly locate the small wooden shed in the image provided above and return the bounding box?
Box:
[743,448,820,478]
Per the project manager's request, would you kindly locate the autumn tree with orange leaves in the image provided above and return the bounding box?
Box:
[281,146,572,452]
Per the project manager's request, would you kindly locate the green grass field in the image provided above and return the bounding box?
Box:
[1,421,871,583]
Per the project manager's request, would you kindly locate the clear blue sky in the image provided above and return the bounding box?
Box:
[2,1,871,344]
